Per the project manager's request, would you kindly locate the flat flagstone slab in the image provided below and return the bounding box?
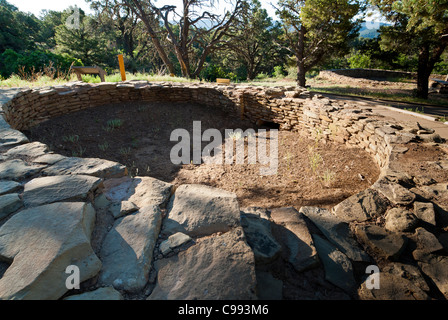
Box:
[1,142,48,160]
[0,128,29,148]
[372,178,416,205]
[355,225,407,260]
[101,176,173,209]
[0,180,21,196]
[148,227,257,300]
[270,207,319,272]
[418,255,448,299]
[23,175,102,207]
[358,263,430,300]
[0,202,101,300]
[332,188,389,222]
[0,159,46,181]
[98,205,162,292]
[300,206,370,262]
[163,184,241,237]
[32,153,66,165]
[42,157,127,178]
[313,234,357,294]
[0,193,22,220]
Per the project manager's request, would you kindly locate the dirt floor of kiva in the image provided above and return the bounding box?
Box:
[26,101,381,209]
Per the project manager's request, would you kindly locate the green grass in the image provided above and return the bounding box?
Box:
[0,74,75,88]
[0,72,198,88]
[404,106,425,114]
[62,134,80,143]
[80,72,193,84]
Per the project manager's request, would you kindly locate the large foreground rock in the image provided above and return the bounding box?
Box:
[102,176,173,208]
[0,202,101,300]
[355,225,407,260]
[148,227,257,300]
[23,175,102,207]
[270,207,319,272]
[98,205,162,292]
[313,234,357,294]
[300,206,370,262]
[418,254,448,299]
[163,184,241,237]
[358,263,430,300]
[332,188,389,222]
[43,157,127,178]
[240,209,281,264]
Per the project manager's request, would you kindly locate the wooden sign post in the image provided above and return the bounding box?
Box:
[118,54,126,81]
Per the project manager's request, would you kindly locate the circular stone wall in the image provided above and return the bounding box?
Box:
[1,81,448,300]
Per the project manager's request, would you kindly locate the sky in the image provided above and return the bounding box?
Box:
[7,0,279,18]
[7,0,384,24]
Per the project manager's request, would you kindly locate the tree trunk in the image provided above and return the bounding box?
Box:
[296,27,306,87]
[128,0,176,75]
[297,61,306,87]
[247,61,255,80]
[416,43,430,99]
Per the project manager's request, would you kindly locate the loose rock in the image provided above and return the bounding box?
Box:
[332,188,389,222]
[355,225,408,260]
[0,180,21,196]
[385,208,418,233]
[413,202,437,226]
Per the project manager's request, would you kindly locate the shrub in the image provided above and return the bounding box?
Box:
[0,48,82,79]
[273,65,284,78]
[347,53,371,69]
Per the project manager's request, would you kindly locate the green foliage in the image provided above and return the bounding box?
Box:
[226,0,287,80]
[277,0,363,85]
[273,66,285,78]
[371,0,448,98]
[0,0,42,52]
[348,53,372,69]
[54,8,113,67]
[0,48,82,79]
[255,72,269,80]
[199,64,238,82]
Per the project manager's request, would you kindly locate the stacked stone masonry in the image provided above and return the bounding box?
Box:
[0,81,447,300]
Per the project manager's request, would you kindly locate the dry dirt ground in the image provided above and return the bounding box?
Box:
[25,100,380,209]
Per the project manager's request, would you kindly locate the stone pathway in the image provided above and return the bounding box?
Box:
[1,86,448,300]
